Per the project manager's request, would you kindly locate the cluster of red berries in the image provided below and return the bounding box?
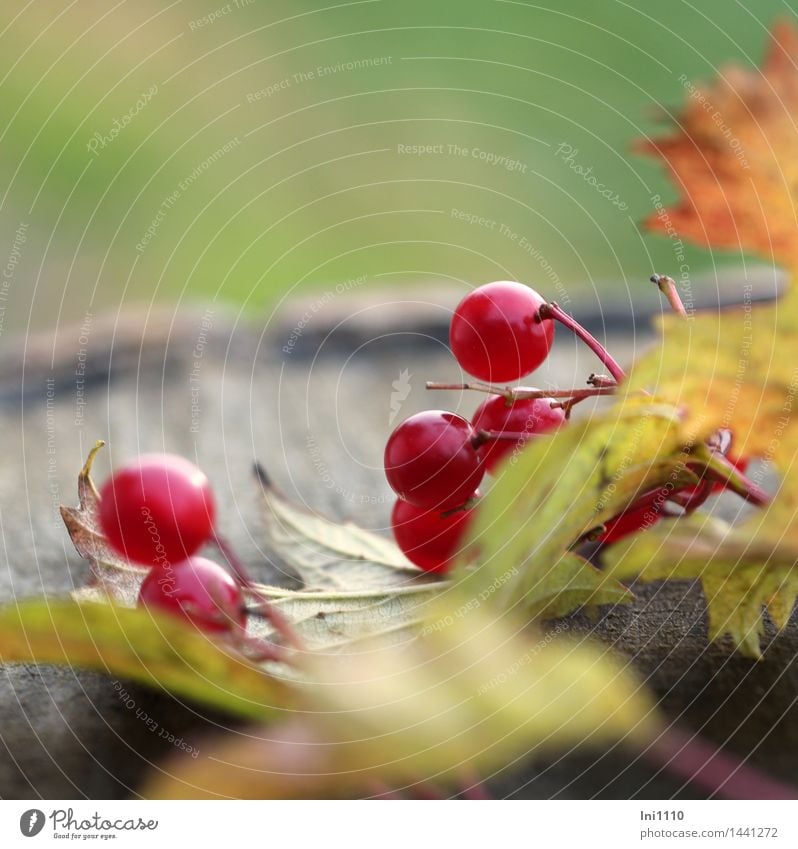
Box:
[384,279,756,573]
[98,454,245,635]
[385,281,565,573]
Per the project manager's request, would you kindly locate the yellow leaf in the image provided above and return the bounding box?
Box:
[143,602,658,798]
[0,600,289,718]
[455,399,698,611]
[627,291,798,473]
[605,513,798,658]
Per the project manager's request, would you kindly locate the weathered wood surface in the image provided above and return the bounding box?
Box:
[0,300,795,799]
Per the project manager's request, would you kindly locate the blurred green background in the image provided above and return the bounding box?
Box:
[0,0,792,332]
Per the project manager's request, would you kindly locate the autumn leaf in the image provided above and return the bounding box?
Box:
[254,463,432,591]
[142,601,659,799]
[627,295,798,472]
[640,18,798,271]
[604,506,798,658]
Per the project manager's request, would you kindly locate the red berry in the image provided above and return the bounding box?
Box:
[391,497,475,573]
[471,393,565,473]
[449,281,554,382]
[597,503,663,544]
[384,410,484,510]
[138,556,245,634]
[99,454,216,568]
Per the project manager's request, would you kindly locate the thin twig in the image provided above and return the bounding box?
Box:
[538,302,626,382]
[588,373,617,388]
[426,381,616,401]
[651,273,689,318]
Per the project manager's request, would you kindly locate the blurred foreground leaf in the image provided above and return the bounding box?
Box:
[143,601,658,799]
[0,600,288,720]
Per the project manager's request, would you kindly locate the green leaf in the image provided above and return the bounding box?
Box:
[143,600,660,799]
[0,600,288,720]
[525,552,633,619]
[455,400,695,613]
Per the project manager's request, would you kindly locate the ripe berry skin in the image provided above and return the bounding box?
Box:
[471,394,565,474]
[391,497,475,574]
[449,281,554,382]
[138,556,245,634]
[384,411,485,510]
[597,503,662,544]
[99,454,216,568]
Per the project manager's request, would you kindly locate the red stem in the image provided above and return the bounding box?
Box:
[538,302,626,382]
[646,726,798,800]
[214,532,304,652]
[669,480,713,514]
[689,458,770,507]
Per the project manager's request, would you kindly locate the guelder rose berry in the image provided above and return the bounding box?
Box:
[472,393,565,473]
[384,410,484,510]
[391,497,476,573]
[449,281,554,382]
[138,556,245,634]
[99,454,216,567]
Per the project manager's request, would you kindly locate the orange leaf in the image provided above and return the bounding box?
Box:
[640,19,798,271]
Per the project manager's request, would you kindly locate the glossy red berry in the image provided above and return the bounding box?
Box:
[138,556,245,634]
[391,497,475,573]
[471,393,565,474]
[384,410,484,510]
[99,454,216,568]
[597,503,663,544]
[449,281,554,382]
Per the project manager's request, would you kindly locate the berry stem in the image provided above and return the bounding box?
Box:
[646,726,798,800]
[426,381,616,401]
[651,273,689,318]
[537,302,626,382]
[213,532,304,652]
[694,458,770,507]
[471,428,542,449]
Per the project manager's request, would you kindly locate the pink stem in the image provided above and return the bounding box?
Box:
[646,726,798,800]
[689,458,770,507]
[538,302,626,382]
[214,532,304,652]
